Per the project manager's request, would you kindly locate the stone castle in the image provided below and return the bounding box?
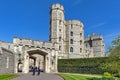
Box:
[0,3,105,74]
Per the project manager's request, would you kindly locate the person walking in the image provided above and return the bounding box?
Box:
[37,66,41,75]
[32,65,36,75]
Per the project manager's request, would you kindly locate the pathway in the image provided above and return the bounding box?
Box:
[12,72,64,80]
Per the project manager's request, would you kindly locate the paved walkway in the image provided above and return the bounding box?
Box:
[12,72,64,80]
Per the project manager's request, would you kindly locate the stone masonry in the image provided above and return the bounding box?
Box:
[0,47,14,74]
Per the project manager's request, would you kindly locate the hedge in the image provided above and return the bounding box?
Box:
[58,56,120,74]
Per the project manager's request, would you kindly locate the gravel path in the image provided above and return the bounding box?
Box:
[12,72,64,80]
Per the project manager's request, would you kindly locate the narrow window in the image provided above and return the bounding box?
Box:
[71,24,73,29]
[70,32,73,36]
[59,46,61,50]
[80,48,82,53]
[80,33,82,38]
[59,20,62,25]
[59,37,61,42]
[70,39,73,44]
[70,47,73,52]
[80,25,82,29]
[80,40,82,45]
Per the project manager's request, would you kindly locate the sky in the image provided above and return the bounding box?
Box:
[0,0,120,52]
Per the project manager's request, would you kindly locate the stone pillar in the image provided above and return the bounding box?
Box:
[35,57,39,67]
[14,54,18,73]
[55,51,58,73]
[44,55,48,73]
[14,45,18,73]
[23,52,29,73]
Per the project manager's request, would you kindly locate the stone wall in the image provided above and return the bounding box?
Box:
[84,33,105,57]
[0,47,14,74]
[0,40,14,51]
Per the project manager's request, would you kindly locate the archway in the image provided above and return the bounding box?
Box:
[22,48,49,73]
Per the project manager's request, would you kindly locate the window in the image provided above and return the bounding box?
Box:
[71,24,73,29]
[80,48,82,53]
[80,33,82,38]
[70,39,73,44]
[70,32,73,36]
[59,29,61,32]
[70,47,73,52]
[59,37,61,42]
[59,20,62,25]
[80,40,82,45]
[80,25,82,29]
[6,57,9,68]
[59,46,61,50]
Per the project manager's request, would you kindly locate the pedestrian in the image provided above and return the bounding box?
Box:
[37,66,41,75]
[32,65,36,75]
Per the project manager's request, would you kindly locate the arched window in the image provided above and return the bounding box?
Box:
[59,20,62,25]
[80,48,82,53]
[70,39,73,44]
[70,32,73,36]
[80,33,82,38]
[70,47,73,52]
[80,40,82,45]
[59,37,61,42]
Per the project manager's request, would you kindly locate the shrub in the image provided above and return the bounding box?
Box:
[113,72,120,78]
[92,77,119,80]
[104,72,111,77]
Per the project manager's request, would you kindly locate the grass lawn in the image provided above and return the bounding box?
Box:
[0,74,18,80]
[58,73,102,80]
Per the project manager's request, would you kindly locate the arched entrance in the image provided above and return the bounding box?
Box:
[22,48,50,73]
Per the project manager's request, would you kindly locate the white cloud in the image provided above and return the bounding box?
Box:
[85,22,106,31]
[91,22,106,28]
[72,0,83,6]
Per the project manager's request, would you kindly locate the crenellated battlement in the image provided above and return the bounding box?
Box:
[66,20,84,27]
[85,33,103,41]
[51,3,64,11]
[91,35,103,40]
[13,37,59,50]
[91,33,103,40]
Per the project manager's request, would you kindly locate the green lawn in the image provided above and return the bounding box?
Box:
[58,73,103,80]
[0,74,18,80]
[58,73,120,80]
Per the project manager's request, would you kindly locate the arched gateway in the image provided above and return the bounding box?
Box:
[14,37,58,73]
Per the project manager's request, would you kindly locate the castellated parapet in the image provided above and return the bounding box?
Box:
[51,3,64,11]
[0,40,14,51]
[13,37,59,50]
[66,20,83,25]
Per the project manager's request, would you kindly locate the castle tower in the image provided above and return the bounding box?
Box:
[91,33,105,57]
[50,3,65,55]
[66,20,84,58]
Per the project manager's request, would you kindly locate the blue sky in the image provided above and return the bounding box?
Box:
[0,0,120,52]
